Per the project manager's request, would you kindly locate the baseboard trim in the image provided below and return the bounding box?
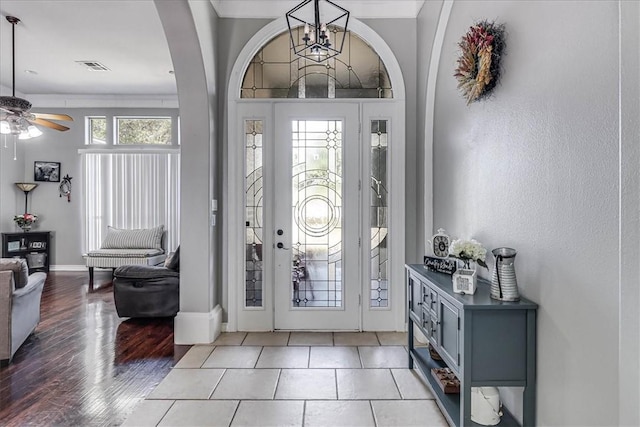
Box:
[174,305,222,344]
[50,265,87,272]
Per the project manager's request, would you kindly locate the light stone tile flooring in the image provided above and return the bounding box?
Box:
[123,332,448,427]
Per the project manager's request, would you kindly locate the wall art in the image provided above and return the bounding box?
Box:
[34,161,61,182]
[454,21,506,105]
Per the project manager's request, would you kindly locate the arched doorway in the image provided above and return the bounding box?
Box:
[225,18,406,332]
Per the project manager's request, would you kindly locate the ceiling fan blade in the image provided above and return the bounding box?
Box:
[33,112,74,122]
[30,118,70,131]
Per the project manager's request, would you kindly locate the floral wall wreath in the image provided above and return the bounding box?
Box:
[454,21,506,105]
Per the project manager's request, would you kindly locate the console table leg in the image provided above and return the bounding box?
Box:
[523,386,536,426]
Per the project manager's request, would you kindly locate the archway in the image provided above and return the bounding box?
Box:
[225,17,406,332]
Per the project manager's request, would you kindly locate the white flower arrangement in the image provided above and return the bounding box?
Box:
[449,238,488,269]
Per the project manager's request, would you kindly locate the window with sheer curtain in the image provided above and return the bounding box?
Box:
[81,151,180,253]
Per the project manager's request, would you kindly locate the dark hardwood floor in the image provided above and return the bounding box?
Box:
[0,272,189,426]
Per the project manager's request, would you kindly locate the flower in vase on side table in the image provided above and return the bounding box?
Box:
[449,238,488,295]
[13,213,38,232]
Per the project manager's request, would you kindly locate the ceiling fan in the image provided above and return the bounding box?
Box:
[0,15,73,139]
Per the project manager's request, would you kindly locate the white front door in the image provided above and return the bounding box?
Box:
[273,103,360,330]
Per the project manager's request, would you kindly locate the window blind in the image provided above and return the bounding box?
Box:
[82,151,180,253]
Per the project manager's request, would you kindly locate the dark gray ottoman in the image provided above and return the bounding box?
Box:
[113,265,179,318]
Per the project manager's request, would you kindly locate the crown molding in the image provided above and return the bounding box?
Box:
[25,94,179,109]
[210,0,425,19]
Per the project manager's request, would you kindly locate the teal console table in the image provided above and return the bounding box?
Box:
[406,264,538,426]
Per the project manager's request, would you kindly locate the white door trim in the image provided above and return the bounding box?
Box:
[225,18,406,332]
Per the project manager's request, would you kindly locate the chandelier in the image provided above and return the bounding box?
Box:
[286,0,350,63]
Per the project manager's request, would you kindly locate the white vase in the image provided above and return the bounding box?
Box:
[471,387,502,425]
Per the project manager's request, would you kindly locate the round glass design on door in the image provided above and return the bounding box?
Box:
[291,120,343,307]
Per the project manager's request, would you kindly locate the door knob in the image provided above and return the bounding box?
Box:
[277,242,284,249]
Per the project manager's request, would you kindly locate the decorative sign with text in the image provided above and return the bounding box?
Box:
[424,256,457,275]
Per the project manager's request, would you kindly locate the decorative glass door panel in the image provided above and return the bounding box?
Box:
[291,120,343,308]
[274,103,359,330]
[245,120,264,307]
[370,120,388,308]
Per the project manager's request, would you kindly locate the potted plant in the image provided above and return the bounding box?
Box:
[13,213,38,232]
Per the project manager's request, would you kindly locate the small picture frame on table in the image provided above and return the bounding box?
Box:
[34,161,61,182]
[7,241,20,252]
[29,241,46,250]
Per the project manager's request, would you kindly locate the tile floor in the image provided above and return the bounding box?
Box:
[123,332,448,427]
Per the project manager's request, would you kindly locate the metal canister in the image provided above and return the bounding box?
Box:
[490,247,519,301]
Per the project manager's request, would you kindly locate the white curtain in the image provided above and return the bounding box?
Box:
[81,150,180,253]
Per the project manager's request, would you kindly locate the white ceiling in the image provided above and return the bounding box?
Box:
[0,0,424,99]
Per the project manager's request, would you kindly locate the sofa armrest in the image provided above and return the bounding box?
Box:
[0,271,12,360]
[13,273,46,298]
[0,271,12,299]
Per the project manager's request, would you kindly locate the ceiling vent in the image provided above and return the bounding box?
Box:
[76,61,110,71]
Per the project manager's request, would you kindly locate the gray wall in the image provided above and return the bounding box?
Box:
[217,17,271,321]
[423,0,620,424]
[0,138,24,233]
[0,107,178,266]
[619,2,640,424]
[190,0,220,313]
[416,0,445,257]
[156,0,216,318]
[359,19,419,262]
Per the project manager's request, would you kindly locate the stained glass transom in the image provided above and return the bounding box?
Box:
[291,120,343,307]
[370,120,388,308]
[245,120,264,307]
[241,29,392,99]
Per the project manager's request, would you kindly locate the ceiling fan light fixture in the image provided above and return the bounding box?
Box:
[1,15,73,156]
[28,125,42,138]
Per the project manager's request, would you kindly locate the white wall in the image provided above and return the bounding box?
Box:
[424,0,623,424]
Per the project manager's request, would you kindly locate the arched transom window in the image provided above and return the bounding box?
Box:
[241,29,393,99]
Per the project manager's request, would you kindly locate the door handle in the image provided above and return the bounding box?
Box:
[277,242,290,250]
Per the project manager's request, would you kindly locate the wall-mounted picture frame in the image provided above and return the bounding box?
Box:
[7,241,20,252]
[34,161,61,182]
